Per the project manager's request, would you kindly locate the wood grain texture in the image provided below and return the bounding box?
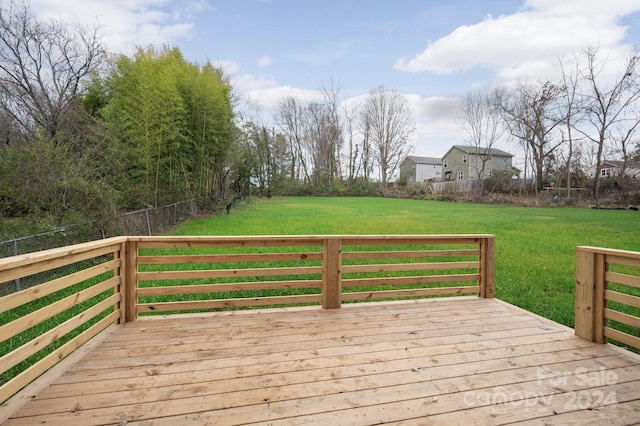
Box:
[3,298,639,425]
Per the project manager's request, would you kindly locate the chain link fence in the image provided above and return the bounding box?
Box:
[0,194,232,295]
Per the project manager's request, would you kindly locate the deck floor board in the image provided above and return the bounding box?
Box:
[4,297,640,425]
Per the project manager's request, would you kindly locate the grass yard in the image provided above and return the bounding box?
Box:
[171,196,640,328]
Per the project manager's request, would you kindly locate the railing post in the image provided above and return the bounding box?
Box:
[114,242,126,324]
[124,239,138,322]
[479,236,495,298]
[593,253,606,344]
[322,237,342,309]
[575,247,596,341]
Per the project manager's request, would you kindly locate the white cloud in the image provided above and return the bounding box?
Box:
[339,93,466,157]
[213,59,242,75]
[244,86,323,111]
[404,96,465,156]
[258,56,272,67]
[392,0,640,159]
[29,0,207,53]
[394,0,640,77]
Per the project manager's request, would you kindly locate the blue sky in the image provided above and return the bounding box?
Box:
[31,0,640,161]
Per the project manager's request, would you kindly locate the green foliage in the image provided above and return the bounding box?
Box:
[100,47,193,207]
[1,44,236,224]
[0,138,118,222]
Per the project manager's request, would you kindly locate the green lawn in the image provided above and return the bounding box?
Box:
[171,196,640,327]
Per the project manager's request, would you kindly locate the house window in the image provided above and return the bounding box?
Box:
[457,171,464,180]
[462,154,467,164]
[601,169,610,177]
[443,159,448,168]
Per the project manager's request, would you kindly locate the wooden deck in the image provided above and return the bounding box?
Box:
[3,297,640,425]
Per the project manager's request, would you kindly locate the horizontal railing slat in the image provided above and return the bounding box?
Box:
[0,294,120,373]
[0,277,119,343]
[342,273,480,288]
[0,242,123,284]
[577,246,640,260]
[341,236,485,246]
[137,266,323,281]
[133,236,324,249]
[137,280,323,296]
[605,271,640,289]
[604,326,640,350]
[0,259,120,314]
[605,289,640,309]
[604,308,640,328]
[606,254,640,268]
[137,252,323,265]
[342,261,479,274]
[342,286,480,302]
[137,294,323,312]
[342,249,480,260]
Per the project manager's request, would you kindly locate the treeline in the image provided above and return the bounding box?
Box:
[0,3,234,224]
[457,46,640,205]
[239,85,414,198]
[0,2,417,229]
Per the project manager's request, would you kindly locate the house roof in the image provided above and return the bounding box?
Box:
[601,160,640,169]
[447,145,514,157]
[404,155,442,165]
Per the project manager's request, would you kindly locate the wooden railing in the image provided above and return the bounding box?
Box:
[0,236,128,404]
[128,234,495,319]
[0,234,494,403]
[575,246,640,351]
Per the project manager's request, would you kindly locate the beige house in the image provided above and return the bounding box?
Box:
[442,145,514,181]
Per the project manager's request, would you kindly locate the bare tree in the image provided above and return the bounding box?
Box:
[305,101,335,185]
[359,86,414,185]
[498,80,567,194]
[343,102,359,182]
[457,87,505,194]
[0,1,104,142]
[576,46,640,206]
[360,111,374,181]
[320,81,343,181]
[277,96,309,182]
[558,52,584,200]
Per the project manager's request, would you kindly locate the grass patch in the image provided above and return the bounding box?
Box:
[171,196,640,328]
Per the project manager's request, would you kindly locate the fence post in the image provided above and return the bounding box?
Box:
[479,236,495,298]
[575,247,596,341]
[144,209,152,236]
[12,240,20,292]
[322,237,342,309]
[124,239,138,322]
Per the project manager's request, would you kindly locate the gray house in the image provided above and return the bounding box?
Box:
[400,156,443,183]
[442,145,513,181]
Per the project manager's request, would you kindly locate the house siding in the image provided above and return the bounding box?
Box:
[442,146,513,181]
[400,156,442,183]
[586,162,640,179]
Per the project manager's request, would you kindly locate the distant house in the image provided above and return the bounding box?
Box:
[585,160,640,179]
[400,156,442,183]
[442,145,514,181]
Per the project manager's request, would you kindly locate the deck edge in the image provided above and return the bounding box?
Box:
[0,323,119,424]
